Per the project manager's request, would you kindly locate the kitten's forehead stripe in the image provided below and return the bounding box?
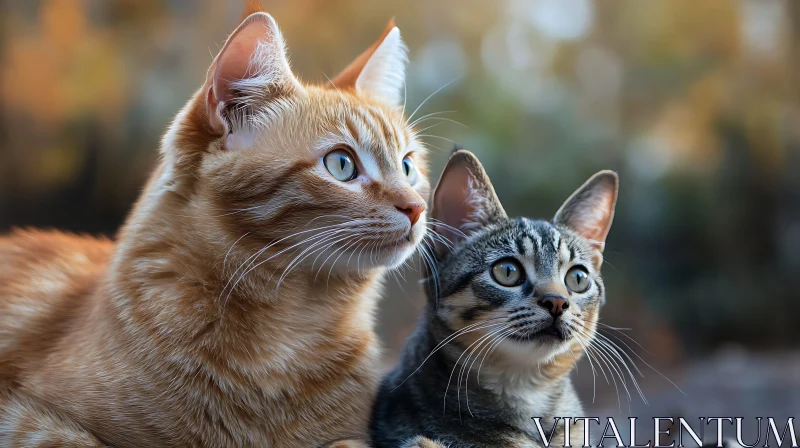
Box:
[552,228,561,253]
[521,236,534,257]
[559,237,570,263]
[531,230,543,256]
[523,221,558,278]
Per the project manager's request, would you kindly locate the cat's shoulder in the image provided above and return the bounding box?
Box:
[0,228,113,273]
[0,229,113,365]
[0,228,112,320]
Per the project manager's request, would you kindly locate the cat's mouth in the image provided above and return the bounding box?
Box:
[366,231,421,268]
[357,222,426,269]
[372,233,413,250]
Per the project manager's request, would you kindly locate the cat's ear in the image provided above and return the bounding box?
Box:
[330,19,408,106]
[430,149,506,255]
[205,12,303,145]
[554,171,618,255]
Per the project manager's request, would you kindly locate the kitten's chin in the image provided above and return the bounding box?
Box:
[497,333,574,366]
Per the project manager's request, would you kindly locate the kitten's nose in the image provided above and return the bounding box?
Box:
[396,202,425,226]
[538,294,570,317]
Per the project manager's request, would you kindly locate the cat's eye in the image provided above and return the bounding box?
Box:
[491,259,524,287]
[402,156,418,184]
[565,266,591,293]
[324,148,357,182]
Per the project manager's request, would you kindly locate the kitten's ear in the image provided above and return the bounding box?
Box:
[431,150,506,256]
[554,171,619,255]
[330,19,408,106]
[205,12,303,145]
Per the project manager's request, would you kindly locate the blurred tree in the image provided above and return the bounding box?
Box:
[1,0,797,366]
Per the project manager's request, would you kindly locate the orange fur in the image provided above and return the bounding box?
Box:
[241,0,267,21]
[1,9,428,448]
[332,19,398,90]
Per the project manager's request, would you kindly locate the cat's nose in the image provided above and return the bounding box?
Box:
[395,202,425,226]
[538,294,570,317]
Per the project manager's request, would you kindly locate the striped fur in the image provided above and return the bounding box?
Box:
[1,8,428,448]
[372,151,618,448]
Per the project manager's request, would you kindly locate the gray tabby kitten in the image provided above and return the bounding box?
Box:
[371,150,618,448]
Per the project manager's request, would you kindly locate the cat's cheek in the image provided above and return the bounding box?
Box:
[381,243,418,270]
[414,182,431,206]
[409,211,427,241]
[321,175,364,194]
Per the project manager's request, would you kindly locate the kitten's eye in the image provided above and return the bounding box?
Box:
[402,156,417,184]
[491,259,524,287]
[324,148,357,182]
[565,266,591,293]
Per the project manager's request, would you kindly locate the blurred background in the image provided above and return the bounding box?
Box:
[1,0,798,440]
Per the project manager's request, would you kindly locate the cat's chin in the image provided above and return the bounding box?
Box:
[310,230,423,276]
[366,238,420,270]
[371,224,427,270]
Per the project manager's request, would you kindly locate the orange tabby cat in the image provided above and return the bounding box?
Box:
[0,3,430,447]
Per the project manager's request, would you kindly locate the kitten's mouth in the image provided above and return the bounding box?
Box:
[510,323,568,343]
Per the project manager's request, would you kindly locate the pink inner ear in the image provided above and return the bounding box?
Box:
[569,189,616,246]
[433,165,474,242]
[212,18,270,104]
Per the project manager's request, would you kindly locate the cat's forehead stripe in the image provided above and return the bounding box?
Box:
[350,107,403,170]
[367,106,399,152]
[344,115,361,146]
[351,108,376,148]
